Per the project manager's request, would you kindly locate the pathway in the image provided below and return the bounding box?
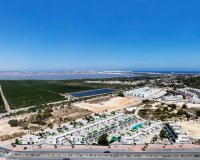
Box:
[0,85,10,112]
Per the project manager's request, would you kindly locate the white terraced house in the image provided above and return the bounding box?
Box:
[19,112,138,145]
[177,88,200,104]
[124,87,167,100]
[162,95,186,103]
[121,121,162,144]
[164,122,191,144]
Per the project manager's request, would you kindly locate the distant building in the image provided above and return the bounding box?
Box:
[124,87,167,100]
[177,88,200,104]
[162,95,185,103]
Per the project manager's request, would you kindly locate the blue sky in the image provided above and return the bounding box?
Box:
[0,0,200,71]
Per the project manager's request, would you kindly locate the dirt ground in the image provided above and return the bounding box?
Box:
[48,106,92,124]
[178,120,200,139]
[0,114,34,141]
[74,96,141,113]
[0,106,91,141]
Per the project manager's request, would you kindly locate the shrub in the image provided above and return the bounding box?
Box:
[8,119,19,127]
[182,104,187,109]
[196,110,200,117]
[117,91,124,97]
[168,104,176,109]
[177,109,186,116]
[159,130,168,139]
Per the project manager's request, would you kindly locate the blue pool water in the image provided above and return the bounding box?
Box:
[70,88,115,97]
[132,123,143,130]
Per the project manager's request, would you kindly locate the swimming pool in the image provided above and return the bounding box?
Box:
[132,123,143,130]
[69,88,115,97]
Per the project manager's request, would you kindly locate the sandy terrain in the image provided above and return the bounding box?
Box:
[178,120,200,139]
[0,114,34,141]
[187,103,200,108]
[48,106,92,124]
[74,96,141,113]
[0,106,91,143]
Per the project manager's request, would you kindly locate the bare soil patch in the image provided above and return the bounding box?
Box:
[47,106,92,124]
[177,120,200,139]
[74,96,141,113]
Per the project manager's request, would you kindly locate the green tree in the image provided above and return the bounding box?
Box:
[48,123,54,129]
[163,107,168,112]
[159,130,168,139]
[177,109,186,116]
[117,91,124,97]
[42,107,52,119]
[98,134,109,146]
[196,110,200,117]
[168,104,176,109]
[182,104,187,109]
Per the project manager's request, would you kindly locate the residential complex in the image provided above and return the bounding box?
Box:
[85,80,146,85]
[18,112,190,146]
[124,87,167,100]
[162,95,186,103]
[177,88,200,104]
[19,112,138,145]
[164,122,191,143]
[121,121,162,144]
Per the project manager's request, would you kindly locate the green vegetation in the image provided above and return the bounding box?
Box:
[0,81,65,109]
[138,104,191,121]
[8,106,54,127]
[195,110,200,117]
[30,107,53,125]
[168,104,177,110]
[16,80,95,94]
[0,77,150,109]
[15,139,22,145]
[98,133,109,146]
[159,129,168,139]
[142,99,151,103]
[182,104,187,109]
[117,91,124,97]
[138,109,148,117]
[0,79,129,109]
[182,76,200,88]
[0,93,6,113]
[8,119,19,127]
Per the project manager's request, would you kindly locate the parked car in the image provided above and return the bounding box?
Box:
[104,151,111,153]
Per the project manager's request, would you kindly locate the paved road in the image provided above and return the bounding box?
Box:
[5,148,200,160]
[7,157,200,160]
[0,146,11,151]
